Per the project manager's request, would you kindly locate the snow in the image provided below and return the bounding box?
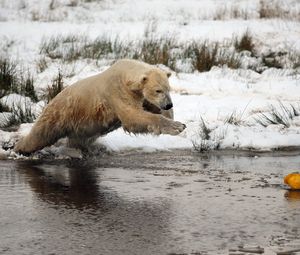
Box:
[100,129,192,152]
[0,0,300,157]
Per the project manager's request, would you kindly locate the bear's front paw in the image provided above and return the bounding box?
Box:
[161,120,186,135]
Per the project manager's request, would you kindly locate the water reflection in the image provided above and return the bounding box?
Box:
[1,151,299,255]
[285,190,300,201]
[16,161,104,209]
[12,161,172,254]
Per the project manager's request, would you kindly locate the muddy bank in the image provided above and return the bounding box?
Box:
[0,151,300,255]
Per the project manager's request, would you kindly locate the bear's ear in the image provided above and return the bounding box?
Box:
[141,74,148,84]
[126,74,148,92]
[166,71,171,78]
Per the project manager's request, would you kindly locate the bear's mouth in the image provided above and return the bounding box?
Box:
[143,99,162,114]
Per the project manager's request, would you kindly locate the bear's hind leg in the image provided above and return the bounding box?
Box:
[68,135,105,156]
[68,135,98,151]
[14,121,67,155]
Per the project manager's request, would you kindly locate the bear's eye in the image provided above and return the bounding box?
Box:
[156,90,163,93]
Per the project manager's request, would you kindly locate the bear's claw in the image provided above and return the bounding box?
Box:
[161,120,186,135]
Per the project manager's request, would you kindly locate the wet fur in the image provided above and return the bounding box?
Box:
[14,59,185,154]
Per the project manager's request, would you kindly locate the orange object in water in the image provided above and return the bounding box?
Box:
[284,173,300,190]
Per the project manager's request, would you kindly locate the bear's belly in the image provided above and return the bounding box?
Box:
[75,118,121,138]
[97,119,122,136]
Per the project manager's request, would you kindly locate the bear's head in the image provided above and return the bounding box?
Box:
[128,68,173,112]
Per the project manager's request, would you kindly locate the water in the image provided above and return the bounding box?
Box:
[1,151,300,255]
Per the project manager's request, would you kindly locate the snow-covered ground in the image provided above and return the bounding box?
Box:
[0,0,300,158]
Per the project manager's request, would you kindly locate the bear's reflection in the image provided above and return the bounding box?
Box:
[17,161,104,209]
[16,161,172,254]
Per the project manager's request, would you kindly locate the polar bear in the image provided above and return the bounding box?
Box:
[14,59,186,154]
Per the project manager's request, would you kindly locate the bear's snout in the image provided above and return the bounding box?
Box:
[163,103,173,110]
[160,94,173,110]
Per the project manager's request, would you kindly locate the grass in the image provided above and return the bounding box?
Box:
[258,0,300,21]
[216,48,241,70]
[234,30,255,55]
[134,36,177,69]
[256,103,300,128]
[0,58,18,97]
[36,56,49,73]
[183,42,218,72]
[39,33,244,73]
[292,57,300,69]
[0,58,38,128]
[230,6,251,20]
[225,110,243,126]
[212,6,251,20]
[0,58,38,102]
[225,102,251,126]
[38,28,300,74]
[83,36,130,60]
[67,0,79,7]
[0,101,10,112]
[259,0,285,19]
[36,28,300,75]
[40,34,130,63]
[192,117,212,152]
[39,34,75,60]
[261,54,284,69]
[259,0,280,19]
[43,70,65,103]
[0,61,64,128]
[20,72,38,102]
[287,52,300,69]
[2,101,36,128]
[183,41,241,72]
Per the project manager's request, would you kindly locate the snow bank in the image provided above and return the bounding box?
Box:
[0,0,300,157]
